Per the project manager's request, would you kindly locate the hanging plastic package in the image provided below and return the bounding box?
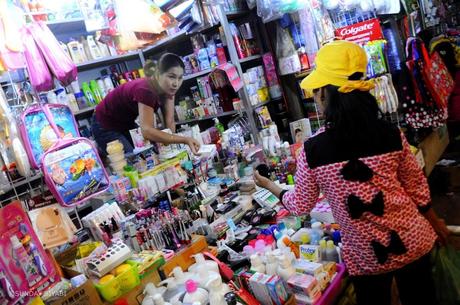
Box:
[256,0,283,23]
[431,245,460,305]
[0,8,25,70]
[21,27,53,92]
[0,0,23,52]
[28,22,77,87]
[20,104,80,169]
[0,88,31,177]
[275,24,301,75]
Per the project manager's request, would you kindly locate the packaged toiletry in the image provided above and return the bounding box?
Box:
[67,40,85,64]
[287,273,321,301]
[250,254,266,273]
[276,255,296,281]
[293,259,323,277]
[325,240,339,262]
[266,275,290,305]
[90,80,103,104]
[82,82,97,106]
[248,273,273,305]
[197,48,211,71]
[299,244,321,262]
[80,36,92,61]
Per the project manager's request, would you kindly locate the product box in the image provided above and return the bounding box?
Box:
[266,275,290,305]
[293,259,323,277]
[299,245,321,262]
[295,293,321,305]
[249,273,273,305]
[287,273,321,300]
[49,280,103,305]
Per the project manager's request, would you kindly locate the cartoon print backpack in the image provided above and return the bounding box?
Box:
[42,137,109,207]
[20,104,79,169]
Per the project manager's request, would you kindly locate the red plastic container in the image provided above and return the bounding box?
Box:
[315,263,347,305]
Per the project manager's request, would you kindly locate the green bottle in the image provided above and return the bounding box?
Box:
[213,118,224,135]
[90,80,103,104]
[81,82,97,106]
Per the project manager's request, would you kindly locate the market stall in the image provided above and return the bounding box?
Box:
[0,0,458,305]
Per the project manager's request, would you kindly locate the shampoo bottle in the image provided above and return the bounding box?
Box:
[325,240,339,262]
[89,80,103,104]
[319,240,327,261]
[87,35,102,59]
[82,82,97,106]
[276,255,295,281]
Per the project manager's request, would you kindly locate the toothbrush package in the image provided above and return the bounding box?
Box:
[0,201,60,304]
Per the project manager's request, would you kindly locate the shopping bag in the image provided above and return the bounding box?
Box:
[28,22,77,86]
[420,44,455,109]
[21,27,53,92]
[431,245,460,305]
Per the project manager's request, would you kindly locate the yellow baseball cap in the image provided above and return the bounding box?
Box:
[300,40,371,92]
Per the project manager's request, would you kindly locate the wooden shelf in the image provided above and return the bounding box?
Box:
[176,110,238,125]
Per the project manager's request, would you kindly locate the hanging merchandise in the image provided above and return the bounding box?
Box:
[21,27,54,92]
[403,38,449,129]
[0,88,31,178]
[0,0,23,53]
[0,201,60,305]
[78,0,109,32]
[42,137,110,207]
[0,15,25,70]
[28,22,78,87]
[20,104,80,169]
[298,7,319,61]
[307,0,335,44]
[370,74,399,114]
[275,24,301,75]
[364,40,388,77]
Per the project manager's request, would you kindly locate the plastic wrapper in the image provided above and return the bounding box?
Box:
[115,0,172,34]
[28,22,77,86]
[21,27,53,92]
[275,25,301,75]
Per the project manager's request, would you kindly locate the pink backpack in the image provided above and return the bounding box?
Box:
[20,104,80,169]
[42,137,109,207]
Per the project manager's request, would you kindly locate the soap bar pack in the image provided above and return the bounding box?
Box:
[299,245,321,262]
[287,273,321,301]
[293,259,323,277]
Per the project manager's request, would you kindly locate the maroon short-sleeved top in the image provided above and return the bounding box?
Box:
[95,78,161,132]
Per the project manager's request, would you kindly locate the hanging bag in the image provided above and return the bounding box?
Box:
[42,137,109,207]
[28,22,77,86]
[275,24,301,75]
[19,104,80,169]
[431,245,460,305]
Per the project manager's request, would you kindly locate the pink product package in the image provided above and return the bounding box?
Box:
[262,53,280,87]
[28,22,77,86]
[20,27,53,92]
[0,22,25,70]
[0,202,60,304]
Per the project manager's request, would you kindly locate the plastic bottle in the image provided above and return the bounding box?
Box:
[153,294,172,305]
[80,36,92,61]
[67,40,85,64]
[46,91,57,104]
[265,252,278,276]
[81,82,97,106]
[183,280,209,305]
[158,278,185,305]
[188,253,219,274]
[276,255,295,281]
[213,118,224,135]
[325,240,339,262]
[250,254,266,273]
[74,92,89,109]
[97,78,107,98]
[319,240,327,261]
[103,76,115,92]
[10,236,40,286]
[87,35,102,59]
[282,236,300,258]
[170,267,194,285]
[207,276,231,305]
[90,80,103,104]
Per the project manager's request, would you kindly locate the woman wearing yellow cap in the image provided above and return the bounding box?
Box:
[254,40,449,305]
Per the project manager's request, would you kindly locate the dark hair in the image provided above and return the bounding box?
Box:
[143,53,185,77]
[323,85,384,147]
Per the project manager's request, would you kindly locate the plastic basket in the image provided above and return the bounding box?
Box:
[315,263,347,305]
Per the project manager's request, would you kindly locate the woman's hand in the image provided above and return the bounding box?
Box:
[254,170,271,189]
[432,218,450,246]
[185,137,201,155]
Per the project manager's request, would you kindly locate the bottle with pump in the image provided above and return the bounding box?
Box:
[249,254,265,273]
[188,253,219,274]
[276,254,295,281]
[153,294,172,305]
[183,280,209,305]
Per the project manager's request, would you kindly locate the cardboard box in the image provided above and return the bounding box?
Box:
[161,235,208,275]
[287,273,320,299]
[266,275,290,305]
[249,273,273,305]
[49,280,103,305]
[293,260,323,277]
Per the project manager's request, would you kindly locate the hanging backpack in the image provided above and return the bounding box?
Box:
[20,104,80,169]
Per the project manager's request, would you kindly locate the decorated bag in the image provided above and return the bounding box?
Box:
[20,104,79,169]
[42,138,109,207]
[403,38,448,129]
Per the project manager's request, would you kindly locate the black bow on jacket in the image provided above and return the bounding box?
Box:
[371,230,407,264]
[347,191,385,219]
